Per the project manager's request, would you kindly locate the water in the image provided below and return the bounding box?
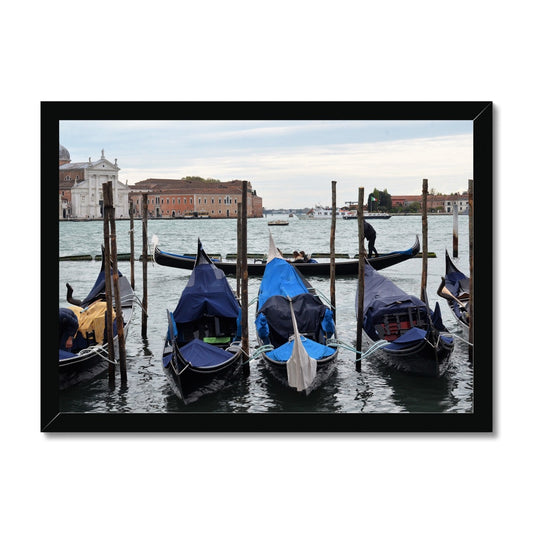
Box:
[58,215,473,413]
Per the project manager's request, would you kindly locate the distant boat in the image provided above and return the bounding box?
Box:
[342,212,391,220]
[267,219,289,226]
[299,205,342,219]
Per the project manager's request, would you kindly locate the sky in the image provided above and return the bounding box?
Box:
[60,119,472,209]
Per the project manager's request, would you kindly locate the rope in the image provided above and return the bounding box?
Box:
[326,338,389,362]
[313,288,334,308]
[177,362,191,376]
[448,332,474,347]
[240,344,274,366]
[78,344,119,365]
[132,294,148,316]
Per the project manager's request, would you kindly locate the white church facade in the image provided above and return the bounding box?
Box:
[59,145,130,219]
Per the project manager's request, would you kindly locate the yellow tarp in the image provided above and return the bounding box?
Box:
[69,301,116,345]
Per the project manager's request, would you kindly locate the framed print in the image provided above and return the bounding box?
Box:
[42,101,492,432]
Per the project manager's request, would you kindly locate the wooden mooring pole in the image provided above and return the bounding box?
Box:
[141,193,148,339]
[468,179,474,362]
[236,202,242,300]
[240,182,249,372]
[105,182,127,381]
[420,178,428,301]
[103,183,116,384]
[356,187,365,373]
[452,203,459,258]
[329,181,337,323]
[129,200,135,290]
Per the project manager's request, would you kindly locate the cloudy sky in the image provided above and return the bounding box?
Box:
[60,119,472,209]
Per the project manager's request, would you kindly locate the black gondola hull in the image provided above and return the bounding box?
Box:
[365,332,453,378]
[437,250,470,336]
[59,353,109,391]
[261,351,338,394]
[154,236,420,276]
[163,343,243,404]
[161,239,244,404]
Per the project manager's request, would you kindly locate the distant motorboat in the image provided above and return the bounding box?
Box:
[299,205,343,219]
[342,211,391,220]
[268,219,289,226]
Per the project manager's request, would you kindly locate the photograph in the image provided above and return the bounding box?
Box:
[43,101,492,432]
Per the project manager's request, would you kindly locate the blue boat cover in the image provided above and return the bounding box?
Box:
[257,257,309,309]
[265,337,336,362]
[59,348,79,361]
[358,263,430,341]
[256,256,335,347]
[173,262,240,324]
[82,267,122,307]
[178,338,236,367]
[384,327,427,350]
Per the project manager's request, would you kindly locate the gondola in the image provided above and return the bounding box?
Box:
[162,239,244,404]
[357,262,454,377]
[437,250,470,336]
[59,252,135,390]
[154,235,420,276]
[255,233,338,393]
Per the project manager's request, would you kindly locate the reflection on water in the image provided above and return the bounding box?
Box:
[57,216,474,414]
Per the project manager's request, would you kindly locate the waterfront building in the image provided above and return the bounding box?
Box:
[391,193,468,213]
[129,178,263,219]
[59,145,130,219]
[443,195,469,213]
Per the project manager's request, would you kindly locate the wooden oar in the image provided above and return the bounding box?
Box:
[438,278,467,310]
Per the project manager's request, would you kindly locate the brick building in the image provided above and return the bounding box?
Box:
[129,178,263,219]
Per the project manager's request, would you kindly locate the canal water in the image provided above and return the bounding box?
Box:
[58,215,473,414]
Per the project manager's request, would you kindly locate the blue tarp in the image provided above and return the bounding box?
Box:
[358,264,450,343]
[178,338,236,367]
[59,348,79,361]
[256,312,270,344]
[257,257,309,309]
[256,257,335,348]
[265,337,336,362]
[358,263,428,340]
[173,262,240,324]
[385,327,427,350]
[81,267,124,307]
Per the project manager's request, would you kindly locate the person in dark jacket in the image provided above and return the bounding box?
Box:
[363,220,378,258]
[59,307,78,350]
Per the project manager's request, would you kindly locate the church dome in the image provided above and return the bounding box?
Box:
[59,144,71,161]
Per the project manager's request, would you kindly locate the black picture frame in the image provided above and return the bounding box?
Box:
[42,101,493,432]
